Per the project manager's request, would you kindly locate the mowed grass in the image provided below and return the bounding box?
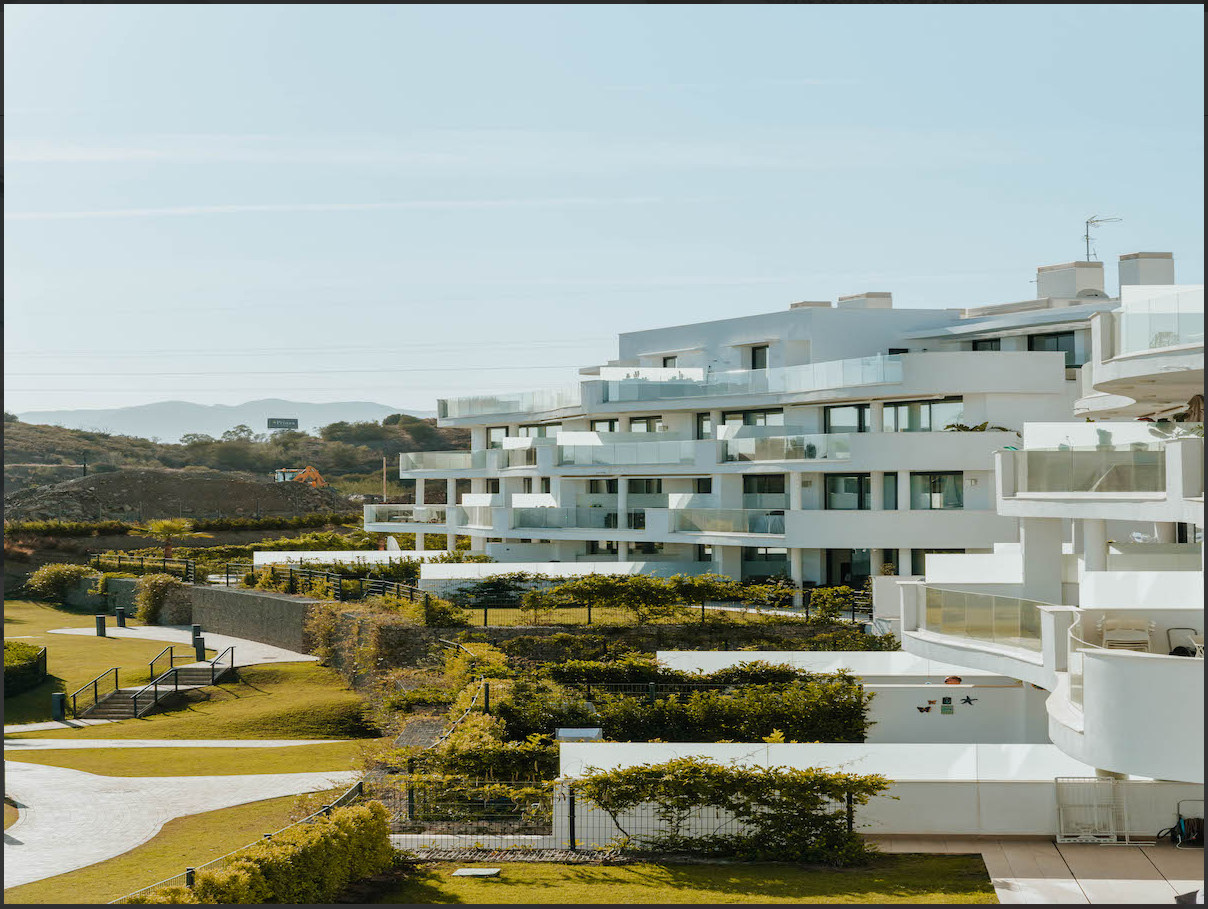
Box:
[378,857,998,904]
[6,662,376,741]
[4,798,18,830]
[3,600,214,725]
[3,788,346,905]
[3,740,370,776]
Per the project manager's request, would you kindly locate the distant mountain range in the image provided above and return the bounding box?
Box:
[15,399,435,444]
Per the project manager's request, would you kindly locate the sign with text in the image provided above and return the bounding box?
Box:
[267,417,299,430]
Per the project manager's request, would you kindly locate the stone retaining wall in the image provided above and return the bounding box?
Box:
[189,585,320,654]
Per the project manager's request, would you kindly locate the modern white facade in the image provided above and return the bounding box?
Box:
[367,253,1181,602]
[894,270,1204,784]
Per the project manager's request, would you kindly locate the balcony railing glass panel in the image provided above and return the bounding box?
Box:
[462,506,494,528]
[557,440,696,466]
[671,509,786,534]
[398,450,485,471]
[512,507,647,530]
[723,432,850,462]
[1112,291,1204,357]
[437,384,582,419]
[502,447,538,468]
[1015,447,1167,494]
[921,586,1043,653]
[364,505,459,524]
[603,355,902,403]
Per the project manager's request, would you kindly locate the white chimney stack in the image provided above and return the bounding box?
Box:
[1118,252,1174,287]
[836,292,893,310]
[1035,261,1105,299]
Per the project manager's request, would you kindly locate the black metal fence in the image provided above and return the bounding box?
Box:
[88,552,196,583]
[231,562,424,603]
[365,776,554,837]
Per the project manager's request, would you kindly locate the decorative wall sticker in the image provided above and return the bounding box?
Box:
[917,706,932,713]
[960,696,978,705]
[927,700,937,705]
[941,697,952,705]
[941,704,954,715]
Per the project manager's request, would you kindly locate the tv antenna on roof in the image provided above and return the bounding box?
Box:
[1083,216,1122,261]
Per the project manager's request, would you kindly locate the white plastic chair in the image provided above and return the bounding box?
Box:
[1098,617,1155,652]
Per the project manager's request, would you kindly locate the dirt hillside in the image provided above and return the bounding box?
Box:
[3,467,358,522]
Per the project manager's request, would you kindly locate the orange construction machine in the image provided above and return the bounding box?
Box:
[273,466,328,488]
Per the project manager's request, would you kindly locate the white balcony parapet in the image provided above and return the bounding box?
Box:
[601,354,903,403]
[723,432,851,462]
[670,508,786,535]
[437,383,582,420]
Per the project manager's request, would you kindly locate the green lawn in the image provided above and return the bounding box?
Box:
[3,789,345,905]
[3,740,371,776]
[377,858,998,904]
[6,662,377,741]
[3,600,214,725]
[3,798,17,830]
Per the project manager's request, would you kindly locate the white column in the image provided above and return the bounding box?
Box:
[897,470,911,510]
[446,478,458,551]
[616,475,628,561]
[870,471,884,511]
[1020,517,1064,603]
[414,478,426,505]
[1082,518,1108,572]
[897,548,911,577]
[870,548,884,577]
[709,409,723,437]
[789,473,802,511]
[1154,522,1176,543]
[789,547,804,607]
[869,401,884,433]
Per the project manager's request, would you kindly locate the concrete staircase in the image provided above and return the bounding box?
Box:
[81,660,236,720]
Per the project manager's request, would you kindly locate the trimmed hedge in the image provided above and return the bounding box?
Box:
[123,802,394,904]
[4,513,353,539]
[4,640,47,697]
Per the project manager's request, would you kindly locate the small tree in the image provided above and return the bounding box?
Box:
[808,585,858,623]
[129,518,213,559]
[670,573,744,618]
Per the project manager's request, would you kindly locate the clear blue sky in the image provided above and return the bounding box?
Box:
[4,4,1203,415]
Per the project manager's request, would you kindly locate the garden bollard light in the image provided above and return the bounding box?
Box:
[185,868,195,889]
[95,614,106,637]
[194,637,206,661]
[51,693,66,721]
[115,607,127,628]
[191,624,201,640]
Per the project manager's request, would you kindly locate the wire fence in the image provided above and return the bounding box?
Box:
[109,781,365,904]
[366,776,555,837]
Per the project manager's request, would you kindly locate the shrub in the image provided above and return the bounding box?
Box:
[547,657,809,686]
[808,586,859,622]
[573,756,888,865]
[497,633,637,666]
[89,571,137,596]
[25,563,96,602]
[123,802,394,904]
[443,642,510,687]
[4,640,46,697]
[135,573,188,624]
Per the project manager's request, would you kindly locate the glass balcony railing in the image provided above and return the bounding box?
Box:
[502,447,538,468]
[597,366,706,382]
[462,506,494,528]
[723,432,850,462]
[557,440,697,466]
[398,450,485,471]
[602,355,902,403]
[364,505,460,525]
[670,509,786,535]
[512,507,647,530]
[921,586,1043,654]
[1112,291,1204,357]
[1011,446,1167,494]
[437,384,582,420]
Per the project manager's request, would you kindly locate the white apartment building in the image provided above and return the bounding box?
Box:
[365,252,1189,604]
[895,263,1204,784]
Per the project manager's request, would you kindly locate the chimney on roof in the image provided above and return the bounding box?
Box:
[1035,261,1104,299]
[1118,252,1174,287]
[789,300,832,310]
[836,292,893,310]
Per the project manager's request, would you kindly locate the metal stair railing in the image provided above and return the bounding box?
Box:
[206,646,236,684]
[70,667,119,718]
[131,668,182,717]
[148,645,179,681]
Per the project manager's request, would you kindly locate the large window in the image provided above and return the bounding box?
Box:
[825,474,871,510]
[695,477,713,494]
[633,541,664,555]
[912,548,964,576]
[540,477,551,494]
[588,479,619,494]
[722,408,784,429]
[909,472,964,510]
[486,426,508,449]
[972,338,1001,351]
[824,404,872,434]
[627,478,663,494]
[882,472,898,510]
[586,540,618,555]
[518,423,561,438]
[590,418,618,433]
[486,479,500,494]
[751,345,769,370]
[1028,331,1079,367]
[882,397,964,432]
[743,547,788,562]
[628,416,665,432]
[743,474,786,494]
[695,412,713,439]
[695,544,714,562]
[662,356,678,368]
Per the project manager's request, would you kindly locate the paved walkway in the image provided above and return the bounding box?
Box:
[3,761,360,890]
[48,625,316,666]
[4,738,345,751]
[3,719,115,735]
[869,834,1204,904]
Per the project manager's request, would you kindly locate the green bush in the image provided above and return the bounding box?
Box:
[496,633,637,666]
[3,513,353,540]
[123,802,395,904]
[573,756,888,864]
[547,657,814,686]
[4,640,46,697]
[135,573,187,624]
[89,571,138,596]
[4,519,134,538]
[24,563,96,602]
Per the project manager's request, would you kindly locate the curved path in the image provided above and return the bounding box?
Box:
[3,761,359,890]
[5,738,344,751]
[47,624,317,667]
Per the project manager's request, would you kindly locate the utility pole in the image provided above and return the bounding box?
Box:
[382,453,388,501]
[81,455,87,478]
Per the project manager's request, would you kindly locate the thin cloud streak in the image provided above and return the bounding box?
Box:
[5,197,665,220]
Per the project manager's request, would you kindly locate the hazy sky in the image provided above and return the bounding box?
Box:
[5,4,1204,415]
